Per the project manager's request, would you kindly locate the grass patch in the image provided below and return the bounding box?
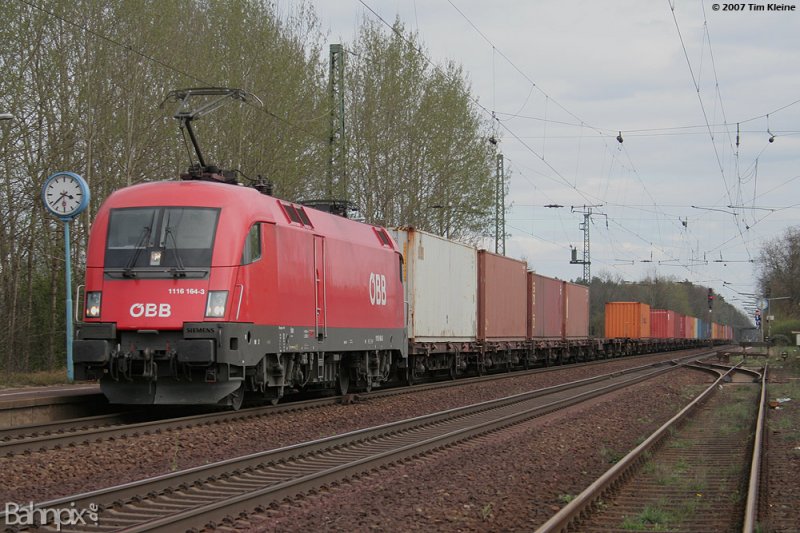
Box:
[481,502,494,521]
[715,386,758,435]
[600,446,625,464]
[621,503,675,531]
[558,494,575,504]
[0,369,71,388]
[685,475,707,493]
[667,437,691,449]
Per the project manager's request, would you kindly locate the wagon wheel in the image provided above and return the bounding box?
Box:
[269,385,284,406]
[228,383,245,411]
[449,354,457,381]
[406,356,416,386]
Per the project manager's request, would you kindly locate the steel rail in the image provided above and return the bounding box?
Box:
[742,364,768,533]
[0,349,710,456]
[534,361,761,533]
[11,359,695,531]
[0,412,131,441]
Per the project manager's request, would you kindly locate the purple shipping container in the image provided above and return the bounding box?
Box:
[564,281,589,338]
[478,251,528,340]
[527,272,563,338]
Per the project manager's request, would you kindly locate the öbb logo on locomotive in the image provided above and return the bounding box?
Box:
[369,272,387,306]
[129,303,172,318]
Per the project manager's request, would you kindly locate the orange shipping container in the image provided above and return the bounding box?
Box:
[605,302,651,339]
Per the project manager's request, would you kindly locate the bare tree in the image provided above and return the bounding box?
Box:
[758,226,800,318]
[345,18,495,239]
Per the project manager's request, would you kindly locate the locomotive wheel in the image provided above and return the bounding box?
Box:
[228,383,245,411]
[337,360,351,396]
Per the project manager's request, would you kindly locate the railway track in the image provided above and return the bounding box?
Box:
[0,349,711,456]
[536,362,767,532]
[2,356,700,531]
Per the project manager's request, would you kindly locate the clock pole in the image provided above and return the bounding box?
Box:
[64,220,74,382]
[42,171,90,384]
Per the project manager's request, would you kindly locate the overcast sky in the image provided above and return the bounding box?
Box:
[308,0,800,317]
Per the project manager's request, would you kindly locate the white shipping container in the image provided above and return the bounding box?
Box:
[389,228,477,342]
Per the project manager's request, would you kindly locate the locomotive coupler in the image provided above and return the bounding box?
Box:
[141,348,158,380]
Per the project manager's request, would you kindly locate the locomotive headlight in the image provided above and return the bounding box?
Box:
[85,291,102,318]
[205,291,228,318]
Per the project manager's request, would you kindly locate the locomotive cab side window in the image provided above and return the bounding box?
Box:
[241,223,262,265]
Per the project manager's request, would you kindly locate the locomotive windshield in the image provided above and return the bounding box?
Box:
[105,207,220,277]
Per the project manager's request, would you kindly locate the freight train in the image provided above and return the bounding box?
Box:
[72,175,730,408]
[605,302,734,343]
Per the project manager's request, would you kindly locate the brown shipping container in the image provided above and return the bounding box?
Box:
[478,251,528,340]
[675,312,685,339]
[605,302,651,339]
[527,272,564,338]
[564,281,589,338]
[650,309,677,339]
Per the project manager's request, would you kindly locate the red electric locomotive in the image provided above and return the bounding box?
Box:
[74,88,406,408]
[73,179,407,408]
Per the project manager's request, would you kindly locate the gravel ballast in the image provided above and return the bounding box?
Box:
[242,368,709,531]
[0,354,705,508]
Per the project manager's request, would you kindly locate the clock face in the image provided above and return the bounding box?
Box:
[43,173,88,218]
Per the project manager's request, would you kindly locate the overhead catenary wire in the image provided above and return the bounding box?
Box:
[437,0,733,273]
[17,0,793,289]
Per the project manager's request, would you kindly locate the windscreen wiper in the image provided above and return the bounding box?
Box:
[122,226,152,278]
[164,226,187,278]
